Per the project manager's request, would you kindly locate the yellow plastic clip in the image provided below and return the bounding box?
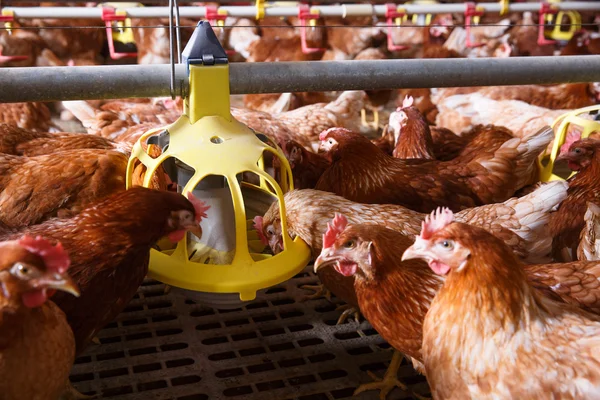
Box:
[499,0,509,16]
[550,10,581,41]
[360,108,380,130]
[255,0,265,20]
[545,0,559,23]
[538,105,600,182]
[1,9,14,35]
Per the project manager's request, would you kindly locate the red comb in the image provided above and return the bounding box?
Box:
[67,59,75,67]
[402,96,414,109]
[253,216,269,246]
[559,130,581,156]
[322,213,348,249]
[187,192,211,223]
[420,207,454,240]
[319,130,329,141]
[17,235,71,274]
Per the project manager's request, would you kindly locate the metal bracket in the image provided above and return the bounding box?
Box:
[538,2,558,46]
[101,7,138,59]
[465,2,485,48]
[298,4,326,54]
[385,3,409,52]
[205,6,236,56]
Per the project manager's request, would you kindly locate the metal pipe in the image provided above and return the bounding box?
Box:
[4,2,600,19]
[1,56,599,103]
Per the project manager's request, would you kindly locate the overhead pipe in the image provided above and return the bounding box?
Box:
[1,56,599,103]
[3,2,600,19]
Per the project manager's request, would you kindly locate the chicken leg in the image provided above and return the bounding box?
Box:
[335,303,361,325]
[354,350,407,400]
[299,284,332,301]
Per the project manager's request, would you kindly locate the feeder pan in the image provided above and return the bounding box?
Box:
[126,21,311,309]
[539,104,600,182]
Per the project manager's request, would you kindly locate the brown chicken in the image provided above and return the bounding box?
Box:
[1,187,208,354]
[0,102,56,132]
[234,91,366,151]
[404,210,600,399]
[0,235,80,400]
[131,18,195,64]
[579,202,600,262]
[0,150,129,229]
[432,83,599,111]
[256,181,567,322]
[509,11,555,57]
[315,126,551,212]
[390,96,435,160]
[313,212,600,398]
[325,17,385,58]
[0,123,130,156]
[279,139,330,189]
[550,139,600,261]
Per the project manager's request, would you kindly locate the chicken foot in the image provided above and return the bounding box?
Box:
[335,304,361,325]
[299,284,332,302]
[354,350,408,400]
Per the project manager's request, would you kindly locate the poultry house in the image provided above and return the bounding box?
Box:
[0,2,600,400]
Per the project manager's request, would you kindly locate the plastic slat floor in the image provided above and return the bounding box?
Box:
[70,265,430,400]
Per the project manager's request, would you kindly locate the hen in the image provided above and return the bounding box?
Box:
[405,209,600,399]
[315,126,550,212]
[0,102,56,132]
[314,211,600,398]
[0,150,129,229]
[279,139,330,189]
[0,235,79,400]
[579,202,600,262]
[550,139,600,261]
[1,187,208,354]
[257,182,566,323]
[390,96,435,160]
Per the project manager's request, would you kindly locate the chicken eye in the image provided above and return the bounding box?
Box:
[438,240,454,250]
[266,226,275,236]
[11,263,33,279]
[328,139,334,145]
[574,148,582,154]
[343,240,355,249]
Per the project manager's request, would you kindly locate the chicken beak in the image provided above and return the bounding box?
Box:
[43,274,80,298]
[401,243,423,262]
[314,250,338,273]
[186,224,204,240]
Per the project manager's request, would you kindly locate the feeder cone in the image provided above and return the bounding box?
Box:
[125,21,311,305]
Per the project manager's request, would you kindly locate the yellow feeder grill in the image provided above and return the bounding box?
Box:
[539,105,600,182]
[126,21,311,305]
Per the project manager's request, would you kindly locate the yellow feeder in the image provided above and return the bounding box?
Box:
[538,105,600,182]
[126,21,311,307]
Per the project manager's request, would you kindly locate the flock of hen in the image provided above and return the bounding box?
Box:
[1,2,600,400]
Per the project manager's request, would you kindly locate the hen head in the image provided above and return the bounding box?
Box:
[557,137,600,171]
[314,213,377,280]
[318,127,369,157]
[402,207,471,276]
[389,96,414,143]
[0,236,79,308]
[253,205,284,254]
[165,191,210,243]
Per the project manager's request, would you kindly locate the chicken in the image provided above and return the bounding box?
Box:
[234,91,366,151]
[131,18,196,64]
[325,17,385,58]
[508,11,555,57]
[0,123,129,156]
[315,126,551,212]
[62,99,180,141]
[0,150,129,229]
[314,210,600,398]
[0,102,57,132]
[550,139,600,261]
[279,139,330,189]
[1,187,208,354]
[403,209,600,399]
[390,96,435,160]
[0,235,79,400]
[257,181,567,322]
[433,92,590,153]
[579,202,600,262]
[0,26,47,67]
[431,83,600,111]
